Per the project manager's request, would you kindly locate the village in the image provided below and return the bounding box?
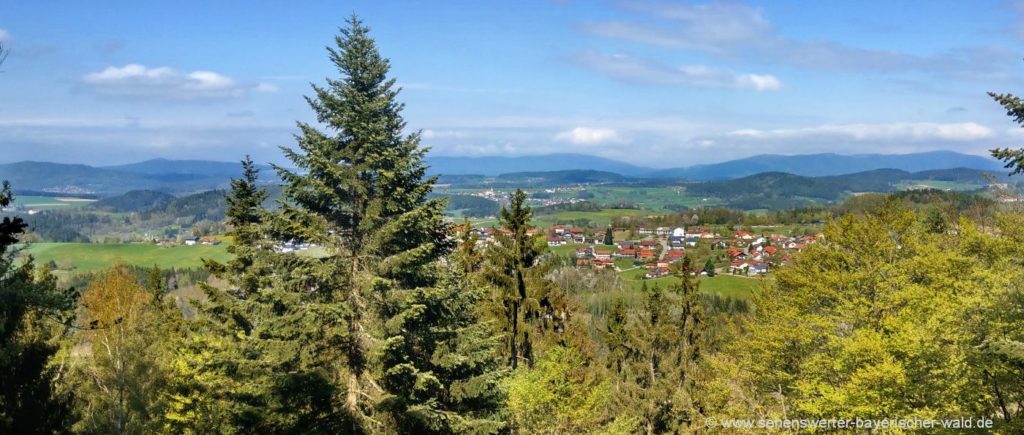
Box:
[460,222,822,281]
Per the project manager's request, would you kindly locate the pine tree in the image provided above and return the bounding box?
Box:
[703,257,716,277]
[603,227,613,246]
[0,181,76,432]
[483,189,547,369]
[268,15,452,431]
[145,264,164,296]
[453,218,482,276]
[608,258,707,434]
[378,268,506,433]
[989,91,1024,174]
[205,155,270,296]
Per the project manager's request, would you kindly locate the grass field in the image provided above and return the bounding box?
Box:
[15,195,97,209]
[25,241,231,272]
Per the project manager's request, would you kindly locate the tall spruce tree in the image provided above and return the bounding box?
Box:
[271,15,452,430]
[483,189,547,369]
[181,17,507,433]
[603,227,613,246]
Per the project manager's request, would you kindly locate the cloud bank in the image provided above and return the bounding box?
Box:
[82,64,275,100]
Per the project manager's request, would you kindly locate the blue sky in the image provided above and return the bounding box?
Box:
[1,0,1023,167]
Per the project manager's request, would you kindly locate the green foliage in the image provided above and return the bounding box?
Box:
[990,91,1024,174]
[0,181,77,432]
[68,265,183,433]
[703,258,716,277]
[92,190,175,212]
[705,201,1024,431]
[378,270,506,433]
[504,346,612,433]
[483,189,561,369]
[169,16,507,434]
[605,258,707,433]
[443,194,500,217]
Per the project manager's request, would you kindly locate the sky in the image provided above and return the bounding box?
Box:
[2,0,1024,168]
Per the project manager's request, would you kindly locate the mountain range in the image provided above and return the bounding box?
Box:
[427,150,1004,179]
[0,151,1007,195]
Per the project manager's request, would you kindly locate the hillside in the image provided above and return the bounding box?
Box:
[0,162,157,194]
[106,158,275,178]
[91,190,176,212]
[0,160,273,195]
[651,151,1002,180]
[688,167,1000,209]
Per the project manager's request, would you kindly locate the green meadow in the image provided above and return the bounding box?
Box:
[15,195,97,209]
[25,241,231,272]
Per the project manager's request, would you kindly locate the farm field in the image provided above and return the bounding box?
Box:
[15,195,97,209]
[25,241,231,273]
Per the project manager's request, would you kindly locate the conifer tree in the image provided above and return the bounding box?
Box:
[268,15,452,430]
[0,181,76,432]
[603,227,613,246]
[607,259,707,434]
[453,218,482,276]
[483,189,547,369]
[703,258,716,277]
[378,268,506,433]
[989,91,1024,174]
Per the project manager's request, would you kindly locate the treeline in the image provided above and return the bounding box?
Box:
[91,189,175,212]
[686,168,997,210]
[443,194,500,217]
[23,211,113,242]
[609,189,995,231]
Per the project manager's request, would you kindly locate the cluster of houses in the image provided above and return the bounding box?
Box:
[455,221,822,280]
[724,232,820,276]
[183,236,221,246]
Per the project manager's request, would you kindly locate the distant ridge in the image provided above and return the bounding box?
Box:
[427,150,1003,180]
[105,158,274,178]
[648,151,1003,180]
[426,154,650,177]
[0,151,1005,195]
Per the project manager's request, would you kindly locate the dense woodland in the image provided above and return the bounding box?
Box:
[4,18,1024,434]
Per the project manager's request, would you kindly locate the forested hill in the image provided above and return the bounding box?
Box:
[648,150,1004,180]
[687,167,1005,209]
[0,159,278,195]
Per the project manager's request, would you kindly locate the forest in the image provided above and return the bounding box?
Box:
[3,16,1024,434]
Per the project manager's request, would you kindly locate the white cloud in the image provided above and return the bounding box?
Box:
[0,29,9,43]
[575,52,782,91]
[254,82,278,93]
[422,129,468,139]
[726,122,994,142]
[555,127,623,144]
[735,73,782,91]
[82,64,264,100]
